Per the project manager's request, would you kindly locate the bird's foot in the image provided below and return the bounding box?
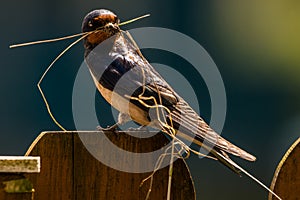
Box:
[97,123,119,132]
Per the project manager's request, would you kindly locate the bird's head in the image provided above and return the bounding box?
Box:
[82,9,120,47]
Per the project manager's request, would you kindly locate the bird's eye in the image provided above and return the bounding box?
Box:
[88,20,93,27]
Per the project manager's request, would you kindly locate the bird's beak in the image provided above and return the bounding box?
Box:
[105,22,120,31]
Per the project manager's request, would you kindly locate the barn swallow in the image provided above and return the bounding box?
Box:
[81,9,256,174]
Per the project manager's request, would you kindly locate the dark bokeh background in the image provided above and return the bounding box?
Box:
[1,1,300,199]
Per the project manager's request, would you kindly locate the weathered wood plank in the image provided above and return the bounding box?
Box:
[25,131,195,200]
[25,132,74,200]
[0,156,38,199]
[0,156,40,173]
[74,131,195,200]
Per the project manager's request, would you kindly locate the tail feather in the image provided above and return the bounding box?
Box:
[175,130,282,200]
[209,148,242,175]
[212,148,282,200]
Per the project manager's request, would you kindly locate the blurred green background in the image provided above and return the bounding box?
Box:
[1,0,299,199]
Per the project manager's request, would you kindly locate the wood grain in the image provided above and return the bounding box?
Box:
[25,132,74,200]
[0,156,40,173]
[269,137,300,200]
[24,131,195,200]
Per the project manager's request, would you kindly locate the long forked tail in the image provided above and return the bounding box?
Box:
[162,118,281,199]
[211,149,282,200]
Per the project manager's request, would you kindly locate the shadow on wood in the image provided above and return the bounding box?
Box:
[24,131,195,200]
[269,137,300,200]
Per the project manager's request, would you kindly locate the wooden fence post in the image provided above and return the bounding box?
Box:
[24,131,195,200]
[269,137,300,200]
